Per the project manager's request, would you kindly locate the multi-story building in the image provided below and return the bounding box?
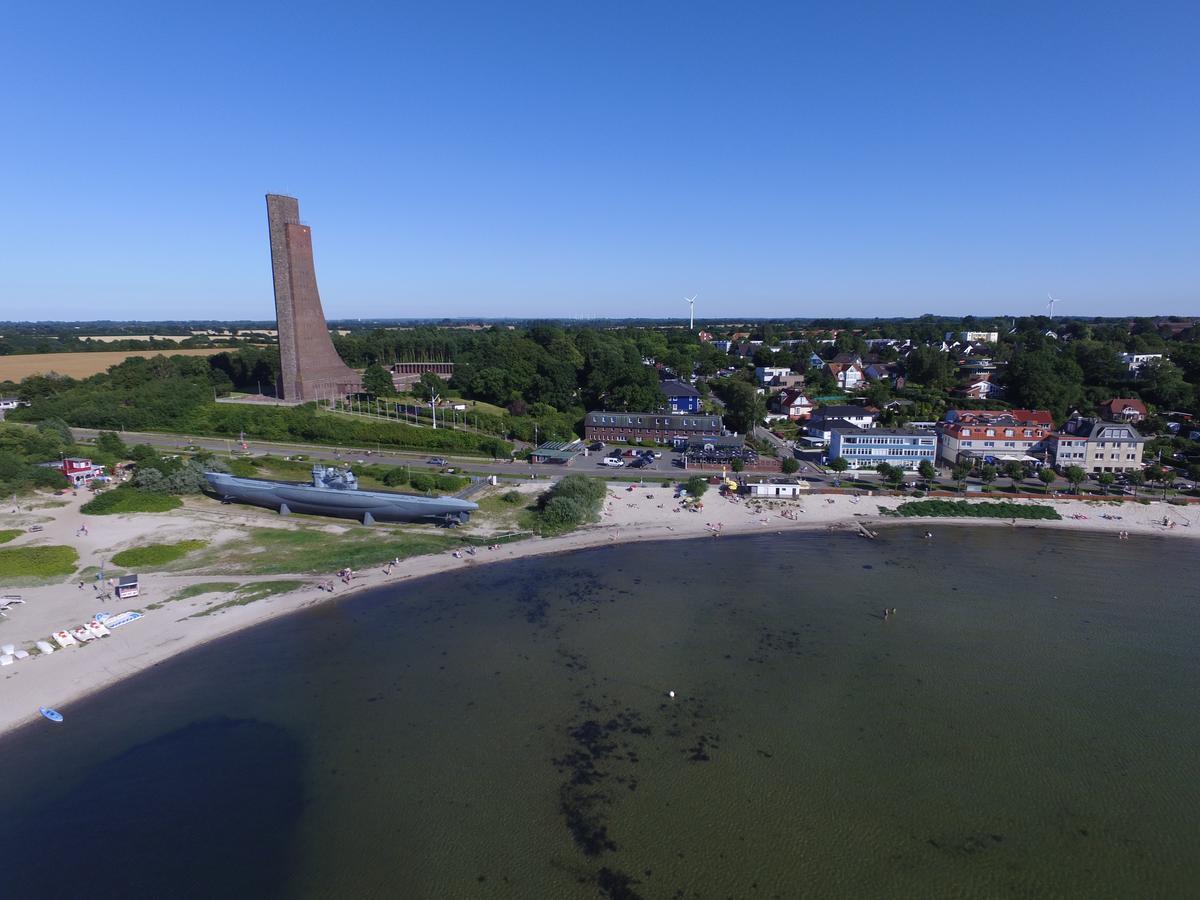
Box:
[944,331,1000,343]
[755,366,792,387]
[1097,398,1148,423]
[584,411,722,446]
[828,426,938,470]
[1120,352,1163,374]
[1049,419,1146,473]
[660,380,701,413]
[937,410,1053,464]
[772,389,813,421]
[824,353,865,389]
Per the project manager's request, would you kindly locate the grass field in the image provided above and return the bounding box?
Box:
[111,539,208,569]
[81,487,183,515]
[0,530,21,545]
[0,348,238,381]
[0,545,79,579]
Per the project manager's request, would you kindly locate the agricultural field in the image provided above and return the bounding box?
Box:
[0,348,242,381]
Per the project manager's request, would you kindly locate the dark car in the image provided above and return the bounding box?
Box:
[428,457,448,466]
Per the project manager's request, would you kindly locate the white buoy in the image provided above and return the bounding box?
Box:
[668,690,676,699]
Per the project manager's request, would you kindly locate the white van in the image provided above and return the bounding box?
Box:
[602,457,625,467]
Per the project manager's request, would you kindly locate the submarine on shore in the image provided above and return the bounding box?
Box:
[204,465,478,526]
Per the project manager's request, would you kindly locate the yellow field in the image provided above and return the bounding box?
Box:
[0,348,243,382]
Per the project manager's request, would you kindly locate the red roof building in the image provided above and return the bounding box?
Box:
[1097,398,1147,422]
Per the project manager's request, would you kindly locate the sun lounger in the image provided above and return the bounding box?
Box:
[52,631,77,648]
[35,641,55,655]
[1,644,13,656]
[71,626,95,642]
[0,655,12,666]
[13,650,29,661]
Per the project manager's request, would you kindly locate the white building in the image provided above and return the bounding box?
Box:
[945,331,999,343]
[746,479,810,499]
[1120,352,1163,374]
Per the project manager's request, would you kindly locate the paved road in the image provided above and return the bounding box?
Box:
[66,427,716,481]
[65,426,1125,496]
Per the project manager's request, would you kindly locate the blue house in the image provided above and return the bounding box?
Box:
[828,426,937,471]
[661,380,702,413]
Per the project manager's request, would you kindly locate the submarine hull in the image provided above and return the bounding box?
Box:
[204,472,477,524]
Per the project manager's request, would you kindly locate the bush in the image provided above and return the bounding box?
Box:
[434,474,469,492]
[409,473,434,492]
[81,486,182,515]
[30,467,69,490]
[532,475,606,534]
[502,490,523,504]
[685,476,709,498]
[382,467,409,487]
[730,458,745,473]
[889,500,1060,520]
[781,457,800,474]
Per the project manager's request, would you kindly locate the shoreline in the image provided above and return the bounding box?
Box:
[2,487,1196,741]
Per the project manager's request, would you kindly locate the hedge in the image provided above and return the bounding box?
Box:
[888,500,1061,520]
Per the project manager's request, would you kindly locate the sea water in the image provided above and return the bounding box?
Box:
[1,526,1197,898]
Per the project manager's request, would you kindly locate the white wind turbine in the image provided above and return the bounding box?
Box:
[1046,292,1063,318]
[685,295,696,330]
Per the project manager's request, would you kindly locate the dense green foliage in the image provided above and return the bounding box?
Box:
[0,422,76,495]
[111,539,208,568]
[81,486,182,515]
[533,475,607,534]
[889,500,1061,520]
[685,476,709,498]
[0,545,79,578]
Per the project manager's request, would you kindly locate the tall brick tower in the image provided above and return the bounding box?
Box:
[266,194,361,401]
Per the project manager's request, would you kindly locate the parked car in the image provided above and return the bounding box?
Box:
[602,457,625,467]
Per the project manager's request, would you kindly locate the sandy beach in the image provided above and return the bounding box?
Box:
[1,482,1195,739]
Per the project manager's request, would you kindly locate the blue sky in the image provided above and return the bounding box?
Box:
[2,1,1196,321]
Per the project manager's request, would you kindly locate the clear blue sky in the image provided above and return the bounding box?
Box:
[2,1,1197,321]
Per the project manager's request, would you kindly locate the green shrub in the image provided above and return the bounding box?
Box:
[30,467,69,490]
[382,466,409,487]
[532,475,606,534]
[501,490,523,504]
[81,486,182,515]
[434,474,469,491]
[685,476,709,498]
[890,499,1060,520]
[409,473,434,492]
[780,457,799,474]
[111,539,208,568]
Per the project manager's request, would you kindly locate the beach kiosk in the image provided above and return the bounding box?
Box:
[116,574,140,600]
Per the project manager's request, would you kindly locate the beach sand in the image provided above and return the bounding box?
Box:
[1,482,1195,738]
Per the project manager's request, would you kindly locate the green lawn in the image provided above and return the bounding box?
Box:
[0,545,79,579]
[81,487,182,515]
[0,529,21,545]
[111,539,208,569]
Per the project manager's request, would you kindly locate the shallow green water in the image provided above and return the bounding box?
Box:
[1,526,1198,898]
